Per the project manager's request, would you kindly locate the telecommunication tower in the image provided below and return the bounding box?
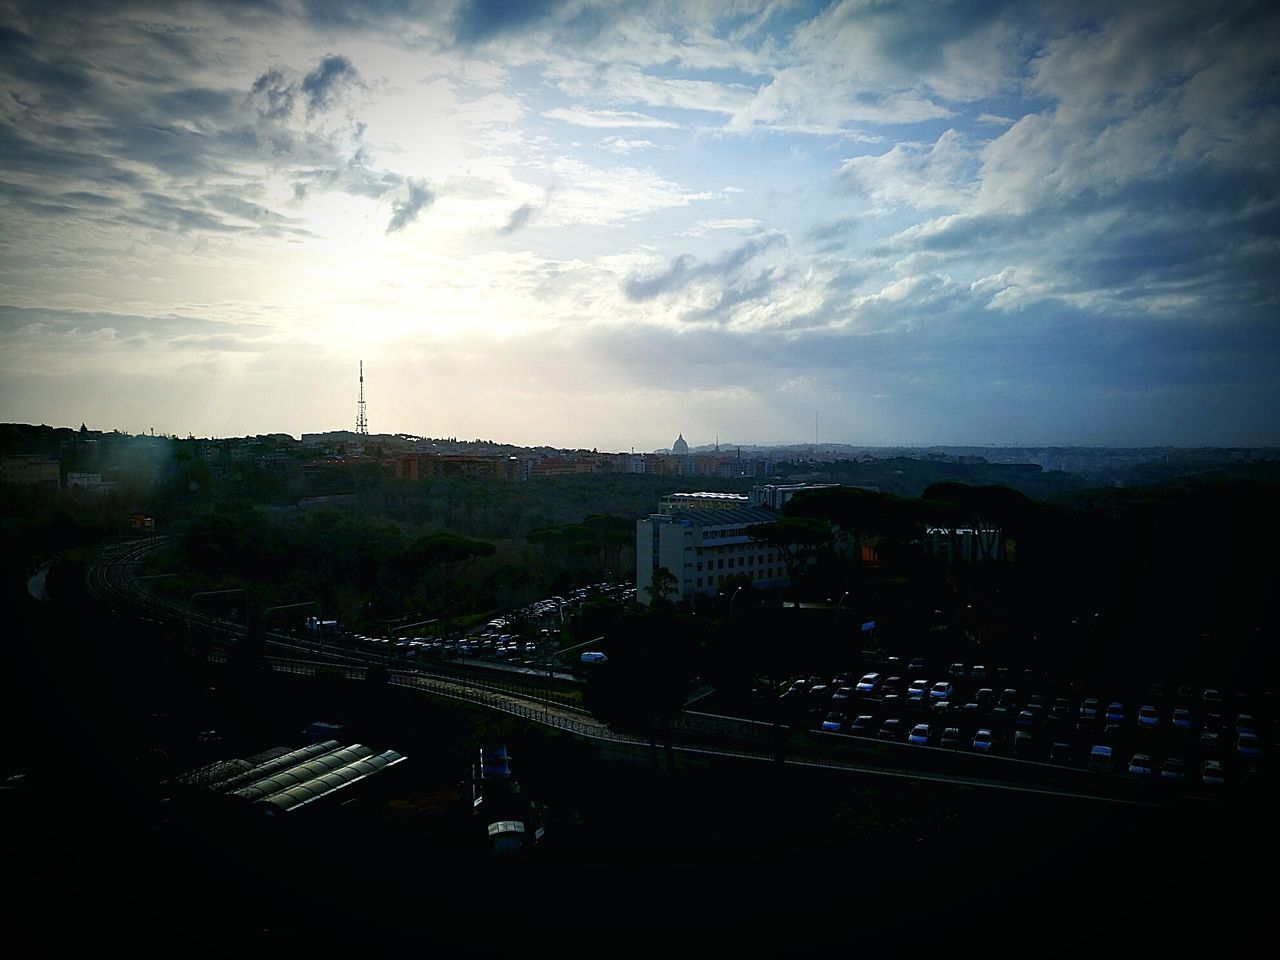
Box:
[355,361,368,435]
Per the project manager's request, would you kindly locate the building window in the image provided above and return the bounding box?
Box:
[697,577,703,587]
[718,559,724,570]
[697,562,702,571]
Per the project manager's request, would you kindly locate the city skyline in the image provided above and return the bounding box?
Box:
[1,1,1278,450]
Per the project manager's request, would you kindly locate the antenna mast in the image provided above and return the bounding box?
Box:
[356,361,368,435]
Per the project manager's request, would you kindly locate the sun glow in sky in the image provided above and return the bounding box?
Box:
[1,1,1277,449]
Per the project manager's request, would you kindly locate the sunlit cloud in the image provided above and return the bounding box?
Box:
[0,0,1275,448]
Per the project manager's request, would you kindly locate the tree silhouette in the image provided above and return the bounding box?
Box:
[646,566,678,606]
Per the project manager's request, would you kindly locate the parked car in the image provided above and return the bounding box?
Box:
[855,672,882,695]
[1237,732,1261,758]
[1171,707,1193,731]
[821,711,847,732]
[930,681,954,701]
[907,657,926,676]
[1089,744,1114,772]
[1160,757,1185,782]
[907,680,929,701]
[971,665,987,680]
[948,662,966,678]
[940,727,963,748]
[972,728,994,752]
[1079,698,1100,721]
[1050,741,1072,764]
[878,718,904,740]
[1105,702,1125,724]
[1013,730,1034,756]
[850,715,876,736]
[1137,705,1160,728]
[1201,759,1225,785]
[908,723,931,745]
[1128,753,1155,776]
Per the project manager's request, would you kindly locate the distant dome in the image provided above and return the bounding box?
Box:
[672,433,689,455]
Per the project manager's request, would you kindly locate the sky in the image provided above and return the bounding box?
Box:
[1,0,1277,450]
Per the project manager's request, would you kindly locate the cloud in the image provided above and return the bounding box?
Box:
[499,202,537,235]
[623,232,787,302]
[543,107,680,129]
[839,129,979,210]
[386,177,434,233]
[596,136,670,155]
[301,54,361,114]
[451,0,570,46]
[250,68,296,119]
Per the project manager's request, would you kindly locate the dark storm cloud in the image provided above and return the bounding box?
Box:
[386,177,434,233]
[623,232,787,301]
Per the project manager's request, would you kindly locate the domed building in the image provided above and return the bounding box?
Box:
[671,433,689,456]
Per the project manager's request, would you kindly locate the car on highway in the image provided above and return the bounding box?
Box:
[972,728,994,752]
[930,681,954,701]
[908,723,931,745]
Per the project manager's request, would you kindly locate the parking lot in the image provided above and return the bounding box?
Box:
[781,657,1273,795]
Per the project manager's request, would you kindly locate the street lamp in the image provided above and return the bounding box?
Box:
[263,600,319,650]
[189,588,247,636]
[729,585,746,623]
